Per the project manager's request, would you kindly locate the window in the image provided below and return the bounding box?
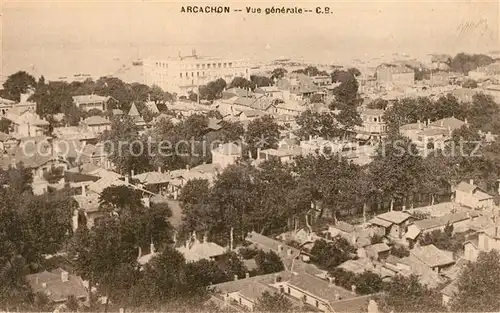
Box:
[287,287,291,294]
[180,73,182,78]
[218,63,222,68]
[207,64,211,69]
[279,286,284,293]
[224,63,227,68]
[191,72,194,77]
[302,295,307,303]
[229,62,233,67]
[316,300,319,307]
[197,72,199,77]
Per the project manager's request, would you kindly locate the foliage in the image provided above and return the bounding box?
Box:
[451,250,500,311]
[229,77,254,90]
[381,274,445,312]
[42,166,65,184]
[254,250,284,274]
[329,268,384,295]
[255,291,295,312]
[244,115,281,155]
[367,99,388,110]
[238,247,259,260]
[370,234,384,244]
[292,66,328,76]
[462,79,478,89]
[449,53,494,74]
[310,237,356,270]
[390,245,410,257]
[418,224,467,253]
[199,78,227,101]
[250,75,274,88]
[0,118,12,134]
[2,71,36,101]
[271,68,287,80]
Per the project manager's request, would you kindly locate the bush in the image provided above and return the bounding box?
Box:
[370,234,384,244]
[238,247,259,260]
[391,245,410,258]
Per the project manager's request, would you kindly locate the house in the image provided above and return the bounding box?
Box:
[26,268,87,306]
[81,115,111,135]
[257,146,302,163]
[254,86,283,98]
[211,142,242,169]
[410,244,455,274]
[325,221,356,241]
[430,54,452,71]
[0,97,16,115]
[245,231,301,270]
[176,232,227,263]
[5,110,50,138]
[405,211,478,243]
[128,102,147,129]
[364,243,391,260]
[355,108,387,142]
[483,84,500,102]
[463,223,500,261]
[368,211,413,239]
[468,62,500,82]
[454,180,494,210]
[72,95,117,111]
[132,168,171,193]
[376,64,415,87]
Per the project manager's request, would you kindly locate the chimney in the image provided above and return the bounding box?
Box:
[328,277,334,287]
[334,292,340,301]
[61,271,69,283]
[81,183,86,197]
[427,118,430,126]
[351,285,357,294]
[186,164,190,170]
[203,233,208,243]
[158,166,162,173]
[469,179,474,186]
[42,282,47,288]
[233,275,238,281]
[224,293,229,305]
[125,176,129,184]
[465,118,468,124]
[440,120,444,127]
[185,239,189,248]
[246,272,250,279]
[131,170,135,177]
[150,239,155,254]
[417,120,421,129]
[287,248,293,256]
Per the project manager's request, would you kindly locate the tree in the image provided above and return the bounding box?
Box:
[368,135,426,210]
[381,274,445,312]
[101,115,153,175]
[355,271,384,295]
[245,115,281,154]
[255,291,294,312]
[229,77,253,90]
[73,218,138,310]
[450,53,494,74]
[199,78,227,101]
[451,250,500,311]
[295,110,340,140]
[390,245,410,257]
[2,71,36,101]
[310,238,356,270]
[0,118,12,133]
[271,68,287,80]
[367,99,388,110]
[254,250,284,274]
[250,75,274,88]
[462,79,478,89]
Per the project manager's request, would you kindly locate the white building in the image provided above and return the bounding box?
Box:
[142,50,252,95]
[211,142,242,169]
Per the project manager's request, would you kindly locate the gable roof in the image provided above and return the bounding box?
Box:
[413,212,478,230]
[429,117,466,131]
[455,181,493,200]
[73,94,110,104]
[410,244,455,268]
[377,211,412,224]
[25,268,87,303]
[287,273,355,303]
[128,102,141,117]
[83,115,110,126]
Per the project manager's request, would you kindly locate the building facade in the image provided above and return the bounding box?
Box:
[142,50,252,95]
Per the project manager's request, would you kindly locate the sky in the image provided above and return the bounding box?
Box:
[2,0,499,79]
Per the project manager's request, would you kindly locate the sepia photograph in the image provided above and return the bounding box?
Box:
[1,0,500,312]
